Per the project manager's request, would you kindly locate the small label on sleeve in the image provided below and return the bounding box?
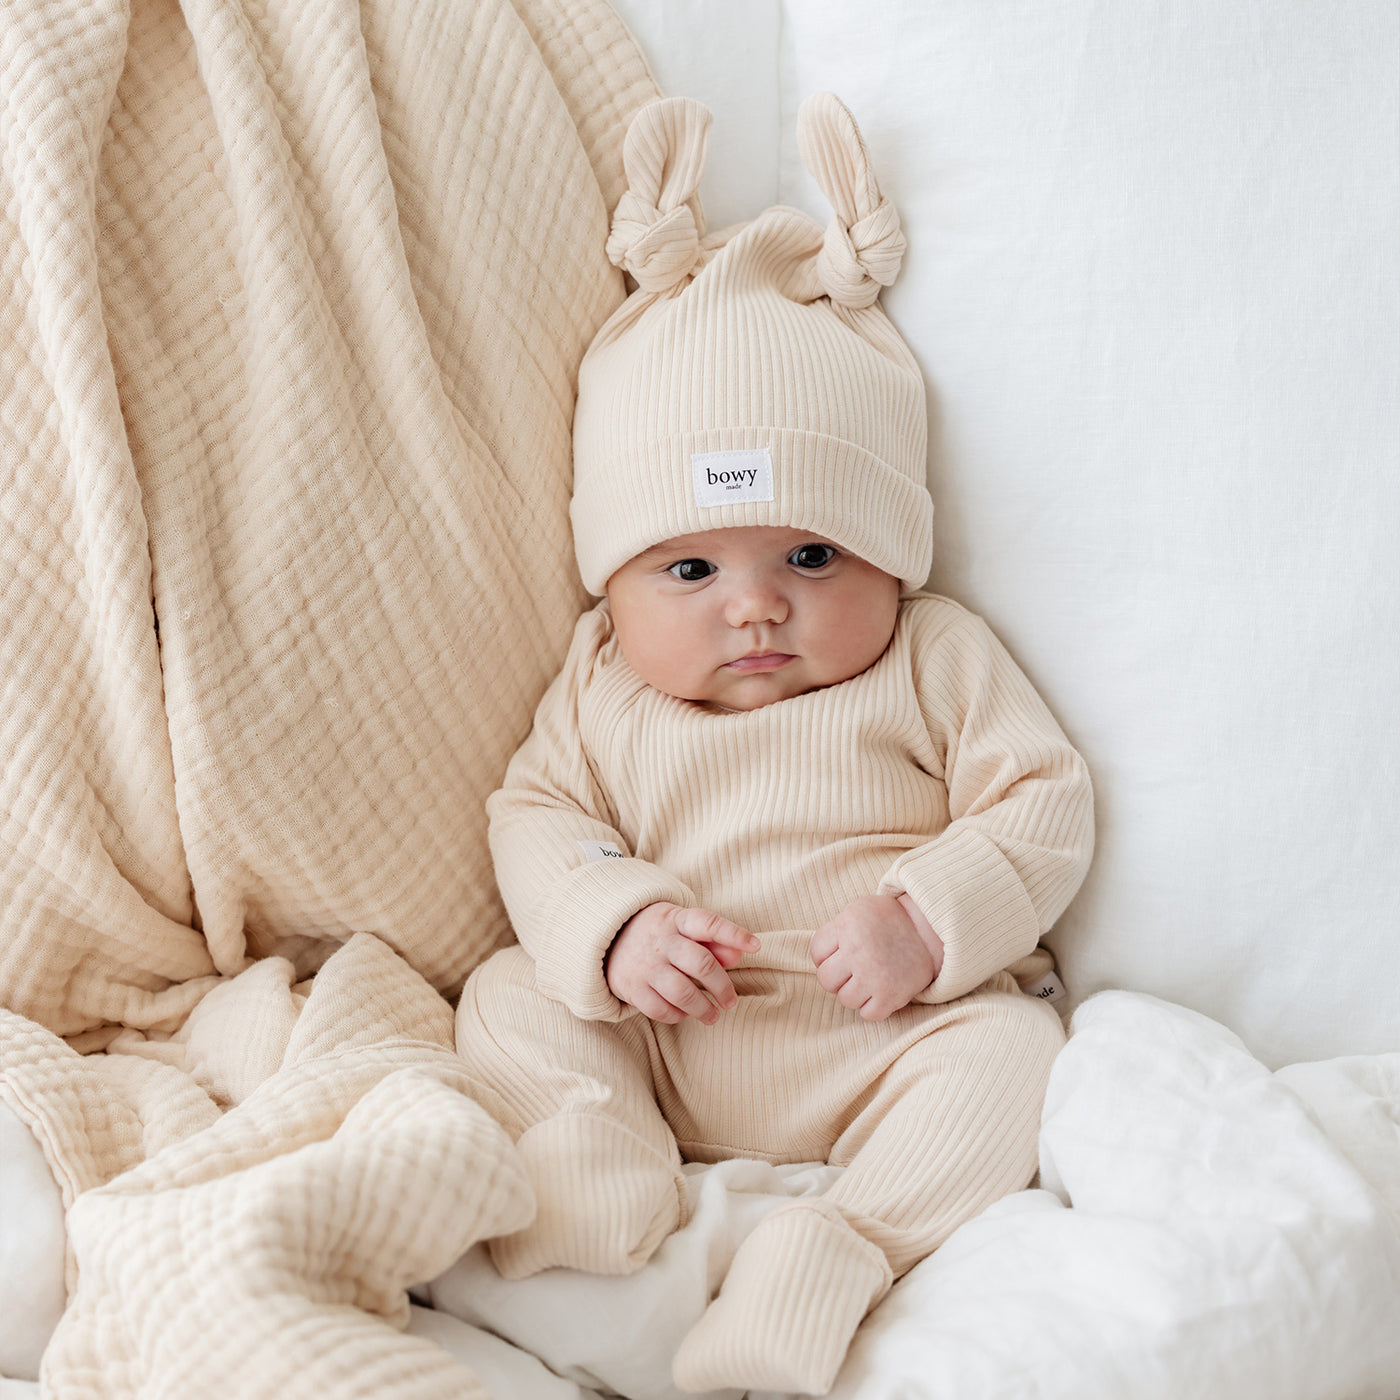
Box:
[577,840,626,863]
[1021,972,1067,1005]
[691,448,774,508]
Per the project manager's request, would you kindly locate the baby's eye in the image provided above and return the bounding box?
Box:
[667,558,715,583]
[789,543,838,571]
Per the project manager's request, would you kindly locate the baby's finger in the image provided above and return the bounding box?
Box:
[630,986,687,1024]
[859,993,895,1022]
[675,908,759,954]
[837,977,869,1012]
[655,966,721,1024]
[809,924,839,965]
[671,937,737,1009]
[815,952,851,997]
[707,941,747,971]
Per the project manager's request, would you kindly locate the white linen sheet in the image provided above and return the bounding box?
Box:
[420,992,1400,1400]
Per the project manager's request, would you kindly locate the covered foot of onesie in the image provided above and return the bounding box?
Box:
[671,1198,893,1395]
[489,1113,685,1278]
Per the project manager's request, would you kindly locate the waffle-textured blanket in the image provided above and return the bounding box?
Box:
[0,0,654,1391]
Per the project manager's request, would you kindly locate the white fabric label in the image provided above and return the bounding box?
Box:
[691,448,774,508]
[577,840,626,863]
[1021,972,1067,1005]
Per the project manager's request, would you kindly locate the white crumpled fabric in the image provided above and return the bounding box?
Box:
[427,992,1400,1400]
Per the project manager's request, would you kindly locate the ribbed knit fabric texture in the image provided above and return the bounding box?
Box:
[671,1200,892,1393]
[487,594,1094,1021]
[571,92,934,594]
[474,588,1091,1391]
[458,931,1067,1392]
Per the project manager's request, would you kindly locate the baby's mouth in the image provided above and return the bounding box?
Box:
[725,652,794,673]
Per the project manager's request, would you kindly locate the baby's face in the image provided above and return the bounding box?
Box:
[605,526,900,711]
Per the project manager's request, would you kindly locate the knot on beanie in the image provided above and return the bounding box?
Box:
[605,96,711,295]
[798,92,906,307]
[606,194,701,293]
[817,199,906,309]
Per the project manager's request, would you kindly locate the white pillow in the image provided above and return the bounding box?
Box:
[605,0,781,229]
[776,1,1400,1067]
[607,0,1400,1067]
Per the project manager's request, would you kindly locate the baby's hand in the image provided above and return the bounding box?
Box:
[810,894,945,1021]
[606,902,760,1025]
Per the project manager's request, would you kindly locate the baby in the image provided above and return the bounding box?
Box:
[456,93,1094,1396]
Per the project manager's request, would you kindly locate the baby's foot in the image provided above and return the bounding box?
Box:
[489,1114,684,1277]
[671,1199,891,1395]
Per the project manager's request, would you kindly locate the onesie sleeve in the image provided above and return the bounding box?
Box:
[878,601,1094,1003]
[487,609,696,1020]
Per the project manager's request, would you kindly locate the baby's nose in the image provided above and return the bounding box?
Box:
[724,577,789,626]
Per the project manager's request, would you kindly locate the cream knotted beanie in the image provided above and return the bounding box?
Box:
[571,92,933,595]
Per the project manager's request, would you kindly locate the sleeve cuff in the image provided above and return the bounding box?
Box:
[879,827,1042,1003]
[527,858,695,1020]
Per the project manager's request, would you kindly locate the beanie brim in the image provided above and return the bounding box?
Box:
[572,426,933,595]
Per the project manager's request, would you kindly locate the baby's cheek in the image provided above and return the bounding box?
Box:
[616,629,699,698]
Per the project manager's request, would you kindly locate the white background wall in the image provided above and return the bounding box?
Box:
[608,0,1399,1067]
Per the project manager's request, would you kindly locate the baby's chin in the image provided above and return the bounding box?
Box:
[689,665,846,712]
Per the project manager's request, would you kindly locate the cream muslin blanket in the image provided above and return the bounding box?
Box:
[0,0,656,1391]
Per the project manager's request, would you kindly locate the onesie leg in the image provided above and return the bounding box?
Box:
[455,947,686,1278]
[673,985,1062,1394]
[825,986,1065,1275]
[671,1197,891,1395]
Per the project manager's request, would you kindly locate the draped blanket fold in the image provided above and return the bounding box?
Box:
[0,0,655,1390]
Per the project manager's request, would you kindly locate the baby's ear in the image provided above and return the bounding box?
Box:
[606,98,713,295]
[796,92,906,309]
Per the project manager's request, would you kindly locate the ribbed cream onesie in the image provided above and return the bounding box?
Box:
[458,592,1093,1392]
